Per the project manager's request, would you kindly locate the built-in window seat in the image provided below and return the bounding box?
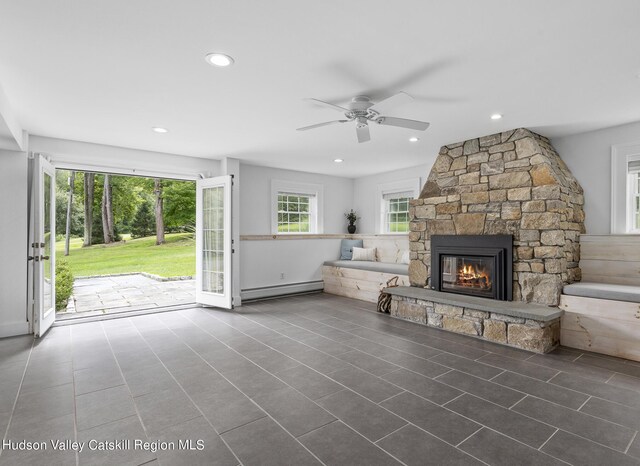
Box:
[560,235,640,362]
[322,235,409,303]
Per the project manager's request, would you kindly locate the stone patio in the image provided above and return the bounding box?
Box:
[59,274,195,319]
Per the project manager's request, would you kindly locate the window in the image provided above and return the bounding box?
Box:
[611,144,640,234]
[629,160,640,233]
[383,192,412,232]
[271,180,323,234]
[376,178,421,234]
[277,193,312,233]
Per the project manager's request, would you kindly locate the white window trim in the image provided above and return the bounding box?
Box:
[271,180,323,234]
[611,143,640,234]
[375,178,421,234]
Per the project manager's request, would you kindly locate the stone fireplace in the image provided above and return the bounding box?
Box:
[409,128,585,307]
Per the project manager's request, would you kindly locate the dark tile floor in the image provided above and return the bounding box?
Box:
[1,292,640,465]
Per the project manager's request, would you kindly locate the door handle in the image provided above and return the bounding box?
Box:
[41,255,50,260]
[28,256,34,261]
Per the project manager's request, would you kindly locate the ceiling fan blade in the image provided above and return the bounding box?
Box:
[376,116,430,131]
[368,91,414,115]
[356,124,370,143]
[305,98,350,113]
[297,120,348,131]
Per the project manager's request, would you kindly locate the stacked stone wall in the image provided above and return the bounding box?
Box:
[390,295,560,353]
[409,128,585,306]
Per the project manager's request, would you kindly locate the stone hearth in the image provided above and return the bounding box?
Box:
[409,128,585,306]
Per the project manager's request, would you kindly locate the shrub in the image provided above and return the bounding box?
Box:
[55,259,74,311]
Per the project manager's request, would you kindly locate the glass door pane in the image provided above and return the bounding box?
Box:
[202,186,224,294]
[195,175,232,308]
[43,172,53,312]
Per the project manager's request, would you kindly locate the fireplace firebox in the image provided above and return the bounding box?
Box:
[430,235,512,301]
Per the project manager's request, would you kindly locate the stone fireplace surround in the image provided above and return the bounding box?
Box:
[387,128,586,353]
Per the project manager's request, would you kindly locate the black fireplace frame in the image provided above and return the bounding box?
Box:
[430,235,513,301]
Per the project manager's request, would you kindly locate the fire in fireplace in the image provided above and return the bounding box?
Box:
[431,235,512,301]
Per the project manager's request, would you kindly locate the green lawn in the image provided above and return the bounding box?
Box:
[55,233,195,278]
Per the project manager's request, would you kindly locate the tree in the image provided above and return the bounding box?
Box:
[154,178,165,245]
[163,180,196,230]
[101,174,115,244]
[64,171,75,256]
[130,201,155,238]
[83,173,94,246]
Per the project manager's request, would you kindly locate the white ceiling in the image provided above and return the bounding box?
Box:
[0,0,639,177]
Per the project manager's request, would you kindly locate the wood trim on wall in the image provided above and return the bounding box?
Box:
[240,234,409,241]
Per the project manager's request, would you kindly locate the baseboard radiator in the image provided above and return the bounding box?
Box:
[240,280,324,302]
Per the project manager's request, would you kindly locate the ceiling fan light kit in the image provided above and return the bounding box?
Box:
[297,92,430,143]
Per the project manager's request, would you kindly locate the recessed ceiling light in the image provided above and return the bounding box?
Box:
[409,137,419,142]
[491,113,503,120]
[334,158,344,163]
[152,127,169,133]
[205,53,234,67]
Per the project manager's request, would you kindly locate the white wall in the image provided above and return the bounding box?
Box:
[0,150,29,337]
[239,164,353,235]
[552,120,640,235]
[353,163,430,234]
[239,164,353,291]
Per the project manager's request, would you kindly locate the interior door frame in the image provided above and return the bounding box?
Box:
[196,175,233,309]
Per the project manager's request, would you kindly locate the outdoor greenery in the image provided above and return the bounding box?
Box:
[277,194,310,233]
[55,259,74,311]
[55,233,195,278]
[55,170,196,245]
[130,200,156,238]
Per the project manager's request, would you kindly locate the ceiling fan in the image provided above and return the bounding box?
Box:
[297,92,430,143]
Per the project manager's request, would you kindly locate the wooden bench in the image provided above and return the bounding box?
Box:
[560,235,640,362]
[322,236,409,303]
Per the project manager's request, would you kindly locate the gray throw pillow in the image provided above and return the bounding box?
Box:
[340,239,363,260]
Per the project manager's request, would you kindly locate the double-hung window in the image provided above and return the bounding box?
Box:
[383,191,412,233]
[611,144,640,234]
[271,180,323,234]
[277,192,313,233]
[376,178,420,234]
[628,160,640,233]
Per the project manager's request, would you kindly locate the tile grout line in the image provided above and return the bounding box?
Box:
[440,392,466,408]
[604,372,617,384]
[537,428,559,452]
[487,369,507,381]
[454,426,483,448]
[507,394,528,410]
[373,423,410,445]
[376,391,407,406]
[432,368,454,380]
[69,327,79,466]
[0,336,35,461]
[576,395,592,411]
[625,430,638,455]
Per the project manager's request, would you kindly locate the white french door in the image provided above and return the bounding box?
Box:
[195,175,233,309]
[32,155,56,336]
